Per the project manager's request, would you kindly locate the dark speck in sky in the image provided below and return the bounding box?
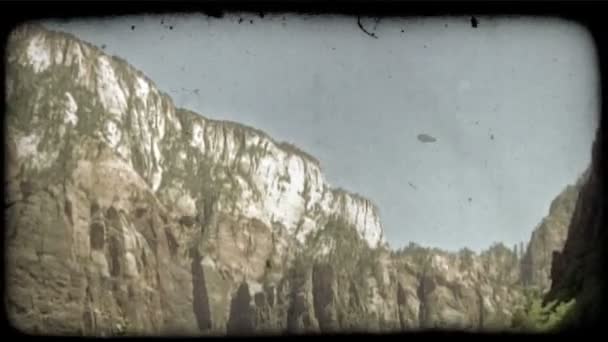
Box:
[468,197,472,202]
[490,134,494,140]
[101,44,106,49]
[169,26,173,30]
[131,25,135,30]
[238,18,243,24]
[471,17,478,28]
[259,12,265,18]
[417,134,437,143]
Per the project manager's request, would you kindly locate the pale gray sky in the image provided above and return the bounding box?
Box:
[44,14,598,252]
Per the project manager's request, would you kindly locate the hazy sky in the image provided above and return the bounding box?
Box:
[44,14,598,252]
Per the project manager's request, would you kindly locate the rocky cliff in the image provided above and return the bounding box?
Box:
[544,125,605,328]
[520,180,583,293]
[4,24,584,336]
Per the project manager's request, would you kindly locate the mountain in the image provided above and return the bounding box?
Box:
[544,130,605,328]
[4,24,584,336]
[520,180,583,293]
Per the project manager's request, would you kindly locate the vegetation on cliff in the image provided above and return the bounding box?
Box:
[511,288,576,332]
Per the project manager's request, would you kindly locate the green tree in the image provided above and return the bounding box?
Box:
[511,289,576,332]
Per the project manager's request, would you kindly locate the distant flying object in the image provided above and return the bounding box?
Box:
[417,134,437,143]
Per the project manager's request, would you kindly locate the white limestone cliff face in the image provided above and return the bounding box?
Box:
[8,24,384,248]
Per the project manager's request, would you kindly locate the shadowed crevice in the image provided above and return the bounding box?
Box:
[397,282,407,329]
[312,263,336,332]
[227,281,254,335]
[190,248,212,331]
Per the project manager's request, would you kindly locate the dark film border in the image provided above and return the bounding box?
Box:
[0,1,606,339]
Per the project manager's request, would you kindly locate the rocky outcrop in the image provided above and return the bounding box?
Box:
[520,182,582,293]
[4,23,587,336]
[545,126,605,327]
[392,243,523,330]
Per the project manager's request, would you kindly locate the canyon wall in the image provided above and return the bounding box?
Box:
[4,24,582,336]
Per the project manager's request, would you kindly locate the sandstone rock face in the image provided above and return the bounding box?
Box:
[546,130,605,327]
[4,24,583,336]
[520,183,582,293]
